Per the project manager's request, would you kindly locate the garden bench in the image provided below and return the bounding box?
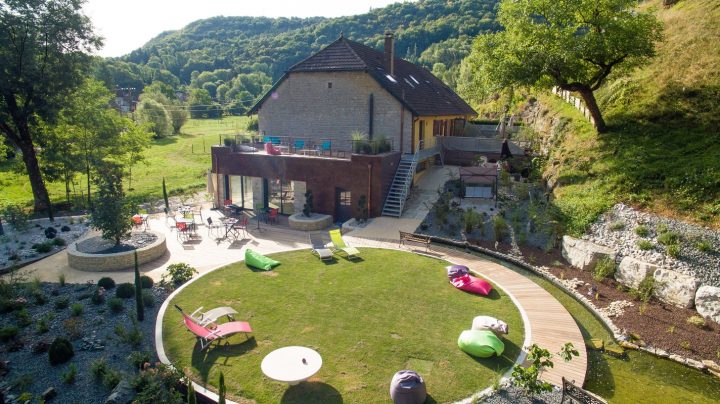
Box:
[399,231,431,251]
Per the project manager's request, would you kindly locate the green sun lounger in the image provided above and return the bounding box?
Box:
[457,329,505,358]
[245,248,280,270]
[329,229,360,258]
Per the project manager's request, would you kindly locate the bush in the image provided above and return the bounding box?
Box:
[609,221,625,231]
[666,244,681,258]
[48,337,74,365]
[62,363,77,384]
[58,273,66,287]
[63,318,83,340]
[98,277,116,289]
[53,237,66,247]
[140,276,154,289]
[32,242,53,253]
[593,257,616,281]
[637,240,654,250]
[14,308,31,327]
[0,326,19,342]
[107,297,124,313]
[115,318,143,348]
[54,296,70,309]
[3,204,29,230]
[696,240,714,253]
[91,358,108,379]
[116,283,135,299]
[165,263,197,285]
[127,351,152,370]
[70,303,83,317]
[91,287,105,305]
[142,291,155,308]
[102,369,122,389]
[33,290,48,305]
[44,226,57,239]
[492,215,508,242]
[133,363,183,403]
[61,225,71,232]
[36,316,50,334]
[686,315,707,329]
[634,225,650,237]
[658,231,680,246]
[631,275,655,303]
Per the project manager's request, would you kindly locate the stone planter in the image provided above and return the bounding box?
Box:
[288,213,333,231]
[67,231,167,271]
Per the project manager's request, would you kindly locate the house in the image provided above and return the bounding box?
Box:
[211,32,477,222]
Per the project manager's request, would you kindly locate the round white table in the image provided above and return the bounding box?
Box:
[261,346,322,385]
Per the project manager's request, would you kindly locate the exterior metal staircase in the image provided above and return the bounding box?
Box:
[381,153,417,217]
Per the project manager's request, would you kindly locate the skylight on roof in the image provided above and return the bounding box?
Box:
[403,78,415,88]
[409,75,420,85]
[385,74,397,83]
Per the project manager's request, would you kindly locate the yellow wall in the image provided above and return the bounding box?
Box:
[412,115,467,153]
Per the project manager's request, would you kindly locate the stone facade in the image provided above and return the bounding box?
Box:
[616,256,658,289]
[652,268,701,309]
[561,235,617,271]
[67,231,167,271]
[258,71,413,153]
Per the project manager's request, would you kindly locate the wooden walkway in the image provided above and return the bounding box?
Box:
[345,235,587,387]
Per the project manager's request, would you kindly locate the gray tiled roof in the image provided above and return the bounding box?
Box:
[250,36,477,117]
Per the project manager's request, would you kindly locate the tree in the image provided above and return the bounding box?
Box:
[511,342,578,396]
[0,0,101,212]
[463,0,662,132]
[141,83,187,134]
[136,98,172,138]
[91,162,132,245]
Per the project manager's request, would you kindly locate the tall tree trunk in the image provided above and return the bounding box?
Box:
[17,138,51,212]
[576,87,607,133]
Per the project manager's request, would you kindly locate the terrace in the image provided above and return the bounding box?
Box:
[218,134,394,160]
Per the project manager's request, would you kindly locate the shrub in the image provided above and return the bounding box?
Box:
[91,287,106,305]
[680,341,691,350]
[115,317,143,348]
[3,204,29,230]
[14,308,31,327]
[116,283,135,299]
[33,290,48,305]
[637,240,654,250]
[686,315,707,329]
[658,231,680,246]
[492,215,508,242]
[165,263,198,285]
[61,225,71,232]
[62,363,77,384]
[54,296,70,309]
[44,226,57,239]
[91,358,108,379]
[140,276,154,289]
[593,257,616,281]
[107,297,124,313]
[0,325,19,341]
[98,277,116,289]
[696,240,714,253]
[63,318,83,340]
[609,221,625,231]
[463,208,481,234]
[32,242,53,253]
[102,369,122,389]
[133,363,183,403]
[630,275,655,303]
[48,337,74,365]
[666,244,681,258]
[70,303,84,317]
[58,273,66,287]
[634,225,650,237]
[127,351,152,369]
[53,237,66,247]
[657,223,669,234]
[142,290,155,308]
[36,316,50,334]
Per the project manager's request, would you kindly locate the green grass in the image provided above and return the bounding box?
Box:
[163,249,524,403]
[0,116,252,208]
[476,253,720,403]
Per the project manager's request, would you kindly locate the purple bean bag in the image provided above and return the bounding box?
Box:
[390,370,427,404]
[446,265,469,280]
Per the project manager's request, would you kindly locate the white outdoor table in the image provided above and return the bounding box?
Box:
[261,346,322,385]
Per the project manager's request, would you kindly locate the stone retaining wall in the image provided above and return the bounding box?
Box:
[288,213,333,231]
[67,231,167,271]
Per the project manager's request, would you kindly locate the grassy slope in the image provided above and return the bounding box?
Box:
[539,0,720,234]
[0,116,250,209]
[164,249,524,403]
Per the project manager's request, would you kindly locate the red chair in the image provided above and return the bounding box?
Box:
[268,208,279,224]
[176,221,190,242]
[264,142,282,155]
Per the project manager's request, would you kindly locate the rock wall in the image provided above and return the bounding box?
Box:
[561,235,616,271]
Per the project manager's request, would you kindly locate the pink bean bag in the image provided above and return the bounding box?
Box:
[450,274,493,296]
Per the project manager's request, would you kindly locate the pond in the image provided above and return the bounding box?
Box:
[476,252,720,403]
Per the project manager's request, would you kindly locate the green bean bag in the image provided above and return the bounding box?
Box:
[245,249,280,270]
[457,329,505,358]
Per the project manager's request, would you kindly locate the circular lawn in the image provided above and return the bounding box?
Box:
[162,248,524,403]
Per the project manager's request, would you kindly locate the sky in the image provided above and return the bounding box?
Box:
[83,0,407,57]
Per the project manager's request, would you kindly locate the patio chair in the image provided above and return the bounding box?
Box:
[268,208,279,224]
[206,217,224,238]
[176,221,191,242]
[320,140,332,156]
[132,214,144,229]
[293,139,305,152]
[264,142,282,155]
[175,305,252,350]
[309,233,333,260]
[229,216,249,239]
[223,199,242,216]
[329,229,360,258]
[190,306,239,327]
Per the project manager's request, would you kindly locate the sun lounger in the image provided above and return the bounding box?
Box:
[309,233,333,260]
[190,306,239,327]
[176,305,252,350]
[329,229,360,258]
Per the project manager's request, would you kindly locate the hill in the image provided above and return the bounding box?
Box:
[525,0,720,233]
[96,0,500,94]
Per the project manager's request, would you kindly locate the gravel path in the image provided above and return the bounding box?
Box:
[0,281,168,404]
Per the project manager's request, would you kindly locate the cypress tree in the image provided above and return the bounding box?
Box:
[218,371,226,404]
[134,250,144,321]
[162,177,169,211]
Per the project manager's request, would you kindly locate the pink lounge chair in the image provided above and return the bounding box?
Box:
[264,142,282,155]
[176,305,252,350]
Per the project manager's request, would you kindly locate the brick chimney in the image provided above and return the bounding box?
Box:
[384,31,395,76]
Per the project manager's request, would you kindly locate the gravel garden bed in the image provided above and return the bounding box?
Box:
[76,233,158,254]
[0,278,169,403]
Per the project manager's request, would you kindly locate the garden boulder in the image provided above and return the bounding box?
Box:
[652,268,701,308]
[695,285,720,323]
[104,379,135,404]
[561,236,616,271]
[616,257,658,289]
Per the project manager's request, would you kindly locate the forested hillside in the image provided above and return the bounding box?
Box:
[93,0,500,114]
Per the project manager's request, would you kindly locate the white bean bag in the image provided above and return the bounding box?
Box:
[471,315,509,336]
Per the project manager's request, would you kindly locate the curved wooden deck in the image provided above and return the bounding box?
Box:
[345,235,587,387]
